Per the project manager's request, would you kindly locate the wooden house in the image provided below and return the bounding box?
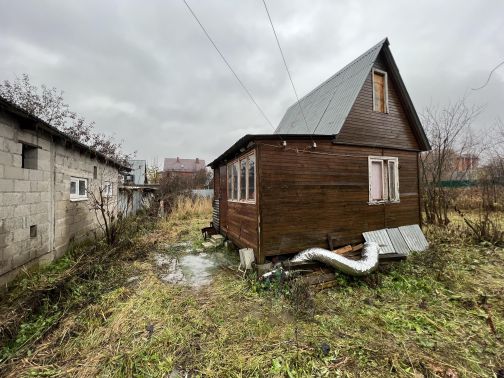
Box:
[209,39,430,264]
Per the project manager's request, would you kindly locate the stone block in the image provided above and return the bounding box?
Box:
[12,249,30,268]
[13,228,29,243]
[0,206,14,219]
[16,204,31,217]
[0,151,12,164]
[12,154,21,168]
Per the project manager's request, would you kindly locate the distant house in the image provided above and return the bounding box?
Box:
[163,157,206,178]
[0,96,129,285]
[123,159,147,185]
[210,38,431,264]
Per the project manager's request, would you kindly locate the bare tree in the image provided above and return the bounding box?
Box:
[420,98,483,225]
[87,168,127,245]
[0,74,133,164]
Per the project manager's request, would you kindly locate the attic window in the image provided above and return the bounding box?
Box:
[372,69,388,113]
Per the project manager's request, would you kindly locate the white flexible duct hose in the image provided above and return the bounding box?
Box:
[289,241,380,276]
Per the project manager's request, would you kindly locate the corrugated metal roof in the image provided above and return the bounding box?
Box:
[275,39,386,135]
[363,229,395,254]
[399,225,429,252]
[387,228,411,255]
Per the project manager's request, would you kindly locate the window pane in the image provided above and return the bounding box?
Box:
[388,161,397,200]
[373,72,385,112]
[227,165,232,198]
[370,161,383,200]
[248,156,255,200]
[240,159,246,200]
[70,181,76,194]
[79,180,86,195]
[232,163,238,200]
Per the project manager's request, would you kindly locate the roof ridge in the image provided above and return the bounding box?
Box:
[284,38,387,112]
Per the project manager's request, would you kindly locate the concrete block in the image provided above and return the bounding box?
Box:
[12,250,30,268]
[0,151,12,164]
[4,166,24,180]
[4,140,22,154]
[37,181,49,192]
[14,180,30,192]
[25,192,41,204]
[0,206,15,219]
[13,228,29,243]
[0,124,15,139]
[3,192,23,205]
[29,170,43,181]
[15,204,31,217]
[12,154,21,168]
[0,179,14,191]
[0,164,4,176]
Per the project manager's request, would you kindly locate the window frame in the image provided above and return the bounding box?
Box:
[70,177,88,201]
[226,150,256,204]
[372,68,389,113]
[368,156,399,204]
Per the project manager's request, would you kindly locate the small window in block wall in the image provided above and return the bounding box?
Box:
[21,144,38,169]
[30,225,37,238]
[93,166,98,179]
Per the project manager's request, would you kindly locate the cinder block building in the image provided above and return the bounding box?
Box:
[0,96,129,286]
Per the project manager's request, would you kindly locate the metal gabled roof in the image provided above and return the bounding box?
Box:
[275,39,386,135]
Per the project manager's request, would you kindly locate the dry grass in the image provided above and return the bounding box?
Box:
[1,198,503,377]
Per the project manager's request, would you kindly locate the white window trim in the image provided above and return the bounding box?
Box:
[227,151,256,204]
[368,156,399,204]
[372,68,389,113]
[70,177,88,201]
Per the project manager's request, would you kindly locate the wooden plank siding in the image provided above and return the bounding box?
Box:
[256,139,420,257]
[214,148,259,257]
[336,52,420,150]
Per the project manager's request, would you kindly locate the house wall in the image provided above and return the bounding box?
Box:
[214,148,258,256]
[256,139,420,259]
[336,52,420,150]
[0,111,120,286]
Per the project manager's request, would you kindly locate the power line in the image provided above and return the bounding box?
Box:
[261,0,314,141]
[181,0,278,135]
[472,59,504,91]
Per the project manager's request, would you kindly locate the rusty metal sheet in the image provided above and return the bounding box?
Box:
[399,224,429,252]
[363,229,395,254]
[387,228,411,255]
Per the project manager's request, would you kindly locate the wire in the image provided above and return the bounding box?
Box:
[261,0,314,143]
[181,0,279,136]
[472,59,504,91]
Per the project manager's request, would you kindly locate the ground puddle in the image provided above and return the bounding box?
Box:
[154,249,231,288]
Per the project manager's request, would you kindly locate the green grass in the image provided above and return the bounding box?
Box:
[0,200,503,377]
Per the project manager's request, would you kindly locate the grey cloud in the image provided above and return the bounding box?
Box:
[0,0,503,165]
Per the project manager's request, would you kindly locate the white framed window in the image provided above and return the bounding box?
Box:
[103,182,113,197]
[368,156,399,204]
[227,151,256,203]
[372,68,388,113]
[70,177,88,201]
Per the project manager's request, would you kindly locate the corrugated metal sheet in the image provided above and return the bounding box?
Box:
[387,228,411,255]
[363,229,395,254]
[275,39,386,135]
[399,224,429,252]
[363,224,429,256]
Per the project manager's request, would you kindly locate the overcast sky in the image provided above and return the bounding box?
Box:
[1,1,503,166]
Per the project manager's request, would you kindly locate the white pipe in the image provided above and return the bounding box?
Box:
[289,241,380,276]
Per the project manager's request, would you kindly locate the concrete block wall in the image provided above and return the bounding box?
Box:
[0,111,120,286]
